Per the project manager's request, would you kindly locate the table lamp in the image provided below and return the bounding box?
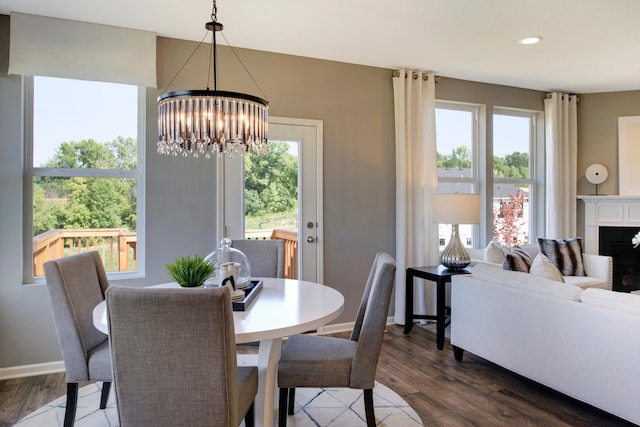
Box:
[432,193,481,269]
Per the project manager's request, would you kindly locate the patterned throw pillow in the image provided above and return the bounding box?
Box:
[537,237,586,276]
[502,246,533,272]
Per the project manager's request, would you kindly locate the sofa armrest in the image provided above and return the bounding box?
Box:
[582,253,613,290]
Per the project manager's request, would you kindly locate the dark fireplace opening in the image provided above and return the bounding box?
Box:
[599,226,640,293]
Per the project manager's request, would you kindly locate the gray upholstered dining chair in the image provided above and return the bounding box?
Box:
[277,252,396,427]
[106,285,258,427]
[232,239,285,278]
[43,251,112,427]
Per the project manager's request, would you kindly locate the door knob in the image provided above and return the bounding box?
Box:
[307,236,315,243]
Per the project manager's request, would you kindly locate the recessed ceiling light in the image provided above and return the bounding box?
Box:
[519,36,542,45]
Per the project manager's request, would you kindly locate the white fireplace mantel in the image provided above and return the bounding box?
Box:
[578,195,640,253]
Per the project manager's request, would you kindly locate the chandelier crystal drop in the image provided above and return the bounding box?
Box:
[156,0,268,159]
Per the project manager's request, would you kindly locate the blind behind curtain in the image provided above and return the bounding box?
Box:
[9,12,157,88]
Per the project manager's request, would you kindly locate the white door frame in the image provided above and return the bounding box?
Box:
[216,116,324,283]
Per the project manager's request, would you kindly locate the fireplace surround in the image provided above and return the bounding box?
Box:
[579,195,640,292]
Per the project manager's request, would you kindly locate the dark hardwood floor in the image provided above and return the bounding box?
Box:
[0,324,634,426]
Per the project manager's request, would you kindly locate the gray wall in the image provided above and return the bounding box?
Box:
[576,91,640,237]
[0,15,395,369]
[0,15,66,370]
[2,12,640,371]
[577,90,640,196]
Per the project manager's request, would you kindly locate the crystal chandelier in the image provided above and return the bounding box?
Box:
[157,0,269,159]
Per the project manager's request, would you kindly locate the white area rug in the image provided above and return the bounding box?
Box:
[15,381,422,426]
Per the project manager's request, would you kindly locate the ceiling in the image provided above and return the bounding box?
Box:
[2,0,639,94]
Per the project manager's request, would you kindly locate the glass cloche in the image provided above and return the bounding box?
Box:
[204,238,252,288]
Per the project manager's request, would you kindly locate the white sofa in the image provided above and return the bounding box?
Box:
[467,244,613,290]
[451,263,640,425]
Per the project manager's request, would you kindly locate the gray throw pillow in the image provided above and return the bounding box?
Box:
[537,237,585,276]
[502,246,532,272]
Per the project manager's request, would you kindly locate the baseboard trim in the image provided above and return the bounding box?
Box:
[2,317,396,380]
[0,361,65,380]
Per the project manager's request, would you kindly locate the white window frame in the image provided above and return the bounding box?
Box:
[435,100,484,247]
[22,76,146,283]
[492,107,544,244]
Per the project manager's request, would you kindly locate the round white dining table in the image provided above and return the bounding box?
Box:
[93,278,344,427]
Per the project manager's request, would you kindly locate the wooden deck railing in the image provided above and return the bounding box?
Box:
[246,228,299,279]
[270,229,299,279]
[33,227,296,279]
[32,228,137,276]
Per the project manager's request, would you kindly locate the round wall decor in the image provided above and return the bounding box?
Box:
[585,163,608,185]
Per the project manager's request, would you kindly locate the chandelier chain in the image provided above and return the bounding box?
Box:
[207,34,213,91]
[211,0,218,22]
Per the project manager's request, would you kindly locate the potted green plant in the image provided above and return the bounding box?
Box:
[165,254,217,287]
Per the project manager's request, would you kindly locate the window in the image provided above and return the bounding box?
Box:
[492,109,539,246]
[435,102,480,250]
[436,102,543,249]
[25,76,144,282]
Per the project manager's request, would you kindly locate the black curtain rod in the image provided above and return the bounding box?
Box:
[392,70,440,82]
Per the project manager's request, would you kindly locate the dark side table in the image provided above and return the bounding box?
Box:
[404,265,471,350]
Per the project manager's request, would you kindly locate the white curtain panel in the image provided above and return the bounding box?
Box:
[392,70,440,324]
[544,93,578,238]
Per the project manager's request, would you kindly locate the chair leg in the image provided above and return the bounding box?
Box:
[244,400,255,427]
[278,388,288,426]
[64,382,79,427]
[363,388,376,427]
[287,388,295,415]
[99,382,111,409]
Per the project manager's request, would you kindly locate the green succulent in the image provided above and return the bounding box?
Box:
[165,254,217,287]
